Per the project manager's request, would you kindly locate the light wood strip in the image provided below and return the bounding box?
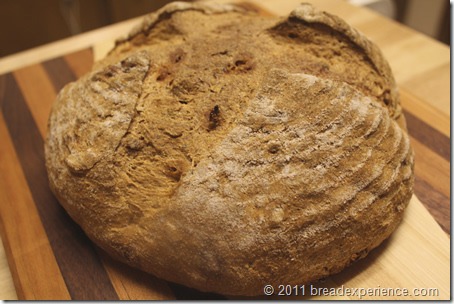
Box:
[14,65,56,137]
[64,48,94,78]
[0,239,16,300]
[0,115,71,300]
[371,26,448,86]
[93,40,116,62]
[400,89,450,137]
[401,62,450,115]
[326,195,450,300]
[342,9,450,85]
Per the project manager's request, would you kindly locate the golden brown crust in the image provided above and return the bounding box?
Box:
[269,3,400,119]
[45,2,414,296]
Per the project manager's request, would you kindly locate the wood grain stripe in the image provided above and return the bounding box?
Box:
[64,49,94,78]
[404,110,450,161]
[413,176,450,234]
[0,73,119,300]
[400,89,450,137]
[410,137,450,198]
[0,115,70,300]
[14,64,56,137]
[409,137,450,234]
[42,57,78,92]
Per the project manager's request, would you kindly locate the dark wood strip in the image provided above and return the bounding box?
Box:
[413,175,450,234]
[42,57,78,92]
[0,73,119,300]
[404,109,450,161]
[167,282,227,300]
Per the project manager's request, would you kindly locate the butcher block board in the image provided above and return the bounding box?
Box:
[0,2,450,301]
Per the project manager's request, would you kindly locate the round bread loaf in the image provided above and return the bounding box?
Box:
[45,2,414,296]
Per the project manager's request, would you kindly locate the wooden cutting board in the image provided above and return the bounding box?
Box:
[0,3,450,300]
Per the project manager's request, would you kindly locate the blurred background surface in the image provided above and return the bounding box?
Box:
[0,0,450,58]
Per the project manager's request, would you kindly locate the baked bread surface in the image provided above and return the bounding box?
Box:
[45,2,414,296]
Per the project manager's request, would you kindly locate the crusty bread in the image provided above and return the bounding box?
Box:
[45,2,414,296]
